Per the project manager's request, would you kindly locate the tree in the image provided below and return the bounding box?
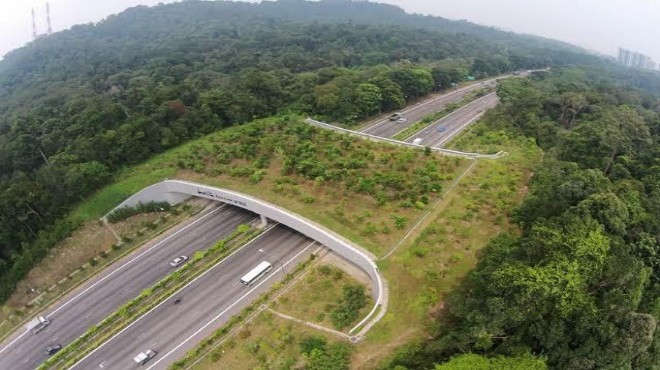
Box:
[434,353,547,370]
[353,83,382,116]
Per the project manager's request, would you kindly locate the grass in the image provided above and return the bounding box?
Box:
[349,118,542,368]
[71,116,468,257]
[3,108,539,368]
[192,312,341,370]
[272,264,372,331]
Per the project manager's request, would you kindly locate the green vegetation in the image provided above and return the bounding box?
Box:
[330,285,368,330]
[387,68,660,369]
[434,353,547,370]
[189,314,346,370]
[0,0,603,303]
[79,116,464,255]
[354,125,539,368]
[172,255,318,369]
[0,202,199,341]
[274,264,372,330]
[106,201,171,223]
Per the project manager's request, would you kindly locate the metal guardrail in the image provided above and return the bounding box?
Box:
[305,118,505,159]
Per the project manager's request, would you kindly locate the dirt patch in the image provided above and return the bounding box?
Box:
[7,221,116,308]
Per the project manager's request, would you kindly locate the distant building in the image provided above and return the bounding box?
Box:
[618,47,656,71]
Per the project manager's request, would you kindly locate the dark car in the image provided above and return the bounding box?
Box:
[437,126,447,132]
[46,344,62,355]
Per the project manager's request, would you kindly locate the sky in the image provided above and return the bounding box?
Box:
[1,0,659,62]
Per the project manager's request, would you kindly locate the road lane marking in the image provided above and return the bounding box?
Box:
[0,206,233,355]
[49,205,228,318]
[146,241,316,370]
[99,361,105,368]
[364,76,502,134]
[68,223,279,369]
[191,311,200,319]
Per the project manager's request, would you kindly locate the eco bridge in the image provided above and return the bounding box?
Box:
[106,180,387,337]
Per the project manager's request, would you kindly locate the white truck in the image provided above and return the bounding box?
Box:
[27,316,50,334]
[412,138,423,146]
[133,349,157,365]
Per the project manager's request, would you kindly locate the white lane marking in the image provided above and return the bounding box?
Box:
[99,361,105,368]
[365,76,502,133]
[137,332,145,339]
[0,329,29,355]
[151,341,158,348]
[146,241,316,370]
[52,336,59,342]
[68,223,279,370]
[0,205,228,355]
[190,311,200,319]
[434,96,497,147]
[405,92,497,143]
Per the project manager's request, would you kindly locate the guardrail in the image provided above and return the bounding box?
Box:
[105,180,387,336]
[306,118,505,159]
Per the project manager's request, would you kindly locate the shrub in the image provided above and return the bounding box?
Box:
[330,284,368,330]
[300,335,327,355]
[107,201,171,223]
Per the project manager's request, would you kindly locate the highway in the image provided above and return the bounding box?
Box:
[360,77,501,138]
[71,225,315,370]
[405,92,500,148]
[0,204,257,370]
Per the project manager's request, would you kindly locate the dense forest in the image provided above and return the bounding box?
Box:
[387,67,660,369]
[1,1,660,369]
[0,0,603,302]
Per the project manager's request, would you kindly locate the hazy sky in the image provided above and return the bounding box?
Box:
[1,0,659,62]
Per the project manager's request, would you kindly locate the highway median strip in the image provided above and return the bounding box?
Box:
[39,223,263,370]
[169,252,318,370]
[391,88,493,141]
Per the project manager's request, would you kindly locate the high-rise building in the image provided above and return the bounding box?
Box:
[618,47,656,71]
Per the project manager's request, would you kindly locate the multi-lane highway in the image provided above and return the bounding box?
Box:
[405,92,499,148]
[360,77,501,138]
[0,204,257,370]
[72,225,315,370]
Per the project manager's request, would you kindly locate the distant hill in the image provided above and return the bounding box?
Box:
[0,0,604,301]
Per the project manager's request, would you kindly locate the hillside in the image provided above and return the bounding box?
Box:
[0,0,605,302]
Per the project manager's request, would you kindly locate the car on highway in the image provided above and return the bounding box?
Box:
[30,316,50,334]
[389,112,403,121]
[397,118,407,123]
[133,349,157,365]
[169,255,189,267]
[45,344,61,355]
[437,126,447,132]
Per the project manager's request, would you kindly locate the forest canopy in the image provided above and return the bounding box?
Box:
[0,0,602,302]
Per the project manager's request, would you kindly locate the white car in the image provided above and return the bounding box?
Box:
[397,118,407,123]
[169,255,189,267]
[133,349,157,365]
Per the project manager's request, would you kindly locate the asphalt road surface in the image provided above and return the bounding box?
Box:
[405,92,499,148]
[0,204,256,370]
[71,225,315,370]
[360,77,502,138]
